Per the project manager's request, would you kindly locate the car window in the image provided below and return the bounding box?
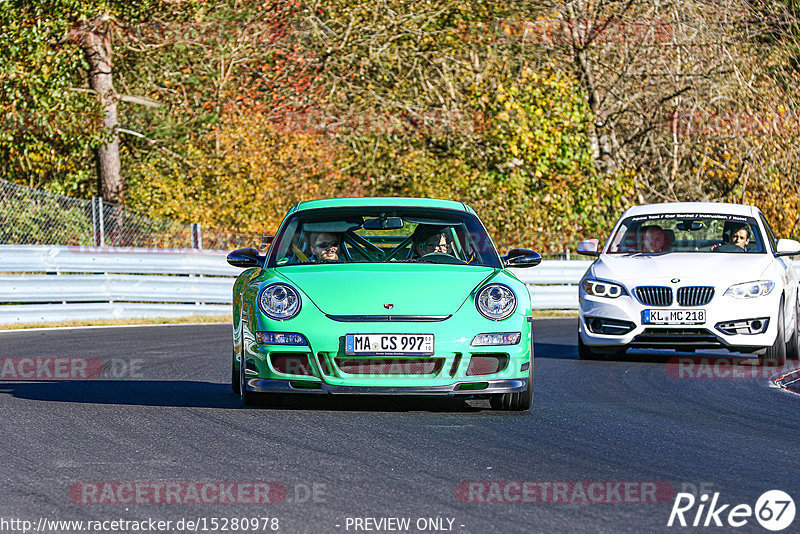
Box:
[758,213,778,252]
[267,207,502,268]
[607,213,765,254]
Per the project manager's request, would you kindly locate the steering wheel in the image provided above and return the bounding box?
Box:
[416,252,467,265]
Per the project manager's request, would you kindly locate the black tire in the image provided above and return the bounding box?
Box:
[787,298,800,361]
[578,336,605,360]
[240,354,261,406]
[489,361,533,411]
[760,303,787,367]
[231,352,240,394]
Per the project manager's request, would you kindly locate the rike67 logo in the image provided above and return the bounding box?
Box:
[668,490,795,531]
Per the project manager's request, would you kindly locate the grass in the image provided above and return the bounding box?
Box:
[532,309,578,318]
[0,310,577,331]
[0,315,233,331]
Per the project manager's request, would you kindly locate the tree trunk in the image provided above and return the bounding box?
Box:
[82,24,123,204]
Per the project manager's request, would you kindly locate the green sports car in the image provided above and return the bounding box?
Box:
[227,197,541,410]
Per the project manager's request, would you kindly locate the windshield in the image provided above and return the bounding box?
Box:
[607,213,765,254]
[267,206,502,268]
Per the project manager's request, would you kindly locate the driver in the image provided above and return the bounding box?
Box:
[308,232,342,262]
[411,226,453,257]
[730,224,751,250]
[641,225,668,253]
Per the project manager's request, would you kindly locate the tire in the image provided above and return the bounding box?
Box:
[240,353,261,406]
[760,303,787,367]
[489,361,533,411]
[578,336,606,360]
[231,351,240,394]
[786,298,800,361]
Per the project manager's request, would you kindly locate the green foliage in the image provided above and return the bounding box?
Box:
[0,2,102,194]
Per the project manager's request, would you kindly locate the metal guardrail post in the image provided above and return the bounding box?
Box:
[191,223,202,250]
[92,197,105,247]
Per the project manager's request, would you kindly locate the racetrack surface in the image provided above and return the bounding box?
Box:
[0,320,798,533]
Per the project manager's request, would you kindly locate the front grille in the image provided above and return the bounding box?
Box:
[630,328,722,349]
[335,358,443,375]
[634,286,673,306]
[676,286,715,306]
[466,354,508,376]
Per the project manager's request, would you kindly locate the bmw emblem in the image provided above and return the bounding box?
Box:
[671,278,680,283]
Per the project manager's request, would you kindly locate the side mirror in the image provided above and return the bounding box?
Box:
[227,248,265,268]
[261,233,274,250]
[775,238,800,257]
[577,239,601,257]
[503,248,542,268]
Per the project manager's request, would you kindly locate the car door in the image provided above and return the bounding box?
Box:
[759,212,798,330]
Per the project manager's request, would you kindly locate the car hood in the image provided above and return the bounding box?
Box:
[591,253,773,285]
[278,264,497,316]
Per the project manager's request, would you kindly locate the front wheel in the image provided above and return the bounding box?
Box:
[231,351,240,393]
[240,356,261,406]
[578,336,613,360]
[489,362,533,411]
[760,304,787,367]
[786,298,800,361]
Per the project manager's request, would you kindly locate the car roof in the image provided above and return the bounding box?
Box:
[292,197,473,213]
[620,202,761,218]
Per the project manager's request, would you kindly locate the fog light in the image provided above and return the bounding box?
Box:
[256,332,308,345]
[471,332,521,346]
[715,318,769,335]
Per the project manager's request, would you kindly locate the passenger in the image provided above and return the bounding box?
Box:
[411,226,453,257]
[641,225,668,253]
[308,232,342,262]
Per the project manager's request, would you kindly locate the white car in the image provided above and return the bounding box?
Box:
[577,202,800,366]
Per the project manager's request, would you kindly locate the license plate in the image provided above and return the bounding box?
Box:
[643,309,706,325]
[345,334,434,355]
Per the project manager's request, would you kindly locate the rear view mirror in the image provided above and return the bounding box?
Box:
[676,220,705,231]
[503,248,542,268]
[577,239,600,257]
[363,217,404,230]
[227,248,264,268]
[776,238,800,257]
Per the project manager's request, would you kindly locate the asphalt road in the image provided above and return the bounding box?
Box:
[0,320,798,534]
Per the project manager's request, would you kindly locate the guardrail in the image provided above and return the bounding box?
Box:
[7,245,795,324]
[0,246,236,324]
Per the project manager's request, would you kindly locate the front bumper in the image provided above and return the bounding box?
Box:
[244,377,528,395]
[239,310,533,395]
[579,288,781,353]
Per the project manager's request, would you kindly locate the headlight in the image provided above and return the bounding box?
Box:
[582,279,626,298]
[724,280,775,299]
[476,284,517,320]
[258,283,301,320]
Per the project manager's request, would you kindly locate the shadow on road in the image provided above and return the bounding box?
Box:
[0,380,497,413]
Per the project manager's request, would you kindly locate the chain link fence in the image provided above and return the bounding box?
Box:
[0,180,257,250]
